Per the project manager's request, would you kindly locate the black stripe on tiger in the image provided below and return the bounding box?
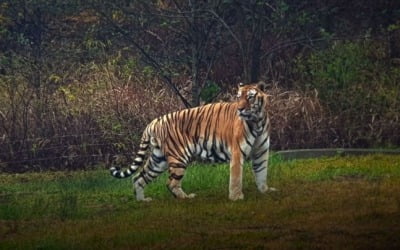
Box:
[151,154,166,164]
[253,146,269,160]
[253,159,267,173]
[169,173,184,180]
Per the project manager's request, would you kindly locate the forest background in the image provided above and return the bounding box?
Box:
[0,0,399,172]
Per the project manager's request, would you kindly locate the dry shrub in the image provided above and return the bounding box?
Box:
[266,83,400,149]
[267,84,328,149]
[53,63,183,168]
[0,61,183,172]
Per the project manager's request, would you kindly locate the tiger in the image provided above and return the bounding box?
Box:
[110,81,276,201]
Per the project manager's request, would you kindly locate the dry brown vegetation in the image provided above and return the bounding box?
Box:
[267,84,326,149]
[0,1,399,172]
[0,62,183,172]
[1,72,399,172]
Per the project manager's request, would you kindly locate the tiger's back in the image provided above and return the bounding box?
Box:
[150,102,244,163]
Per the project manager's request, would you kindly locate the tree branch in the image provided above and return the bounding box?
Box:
[97,9,192,108]
[207,9,248,81]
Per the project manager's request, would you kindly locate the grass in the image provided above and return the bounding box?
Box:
[1,154,400,249]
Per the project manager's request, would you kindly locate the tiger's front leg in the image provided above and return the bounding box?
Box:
[229,148,244,201]
[252,143,277,193]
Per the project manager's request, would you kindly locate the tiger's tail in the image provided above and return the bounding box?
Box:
[109,133,150,179]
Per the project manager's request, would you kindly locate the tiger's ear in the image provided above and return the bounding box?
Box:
[256,81,267,92]
[237,82,244,93]
[236,83,244,98]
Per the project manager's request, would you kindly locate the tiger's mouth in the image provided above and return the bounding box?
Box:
[238,110,253,120]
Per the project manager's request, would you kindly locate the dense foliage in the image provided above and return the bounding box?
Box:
[0,0,399,171]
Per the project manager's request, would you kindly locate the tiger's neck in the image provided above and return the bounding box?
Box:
[244,113,269,137]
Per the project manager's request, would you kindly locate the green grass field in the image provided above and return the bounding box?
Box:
[1,154,400,249]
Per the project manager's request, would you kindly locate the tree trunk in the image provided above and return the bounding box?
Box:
[250,34,262,82]
[389,28,400,59]
[189,0,201,107]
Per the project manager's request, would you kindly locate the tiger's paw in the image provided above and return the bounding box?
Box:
[187,193,196,199]
[258,185,278,193]
[137,197,153,202]
[229,192,244,201]
[177,193,196,199]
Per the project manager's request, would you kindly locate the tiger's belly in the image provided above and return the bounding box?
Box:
[192,139,231,163]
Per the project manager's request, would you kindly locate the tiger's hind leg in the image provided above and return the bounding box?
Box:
[133,150,167,201]
[166,157,196,199]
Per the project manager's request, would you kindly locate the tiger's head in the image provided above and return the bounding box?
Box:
[236,81,269,121]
